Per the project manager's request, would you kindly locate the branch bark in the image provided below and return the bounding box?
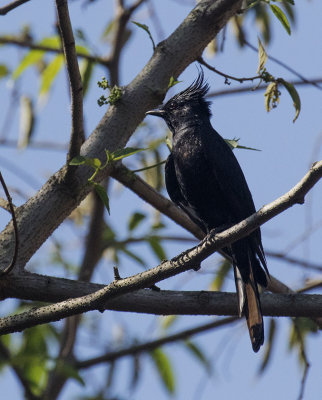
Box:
[0,0,30,15]
[56,0,85,161]
[0,0,243,274]
[0,160,321,335]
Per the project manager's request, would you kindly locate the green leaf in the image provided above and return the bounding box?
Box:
[69,155,87,165]
[128,212,146,231]
[12,49,45,80]
[0,64,9,79]
[257,37,268,74]
[80,59,94,97]
[121,248,146,267]
[111,147,146,161]
[94,183,110,214]
[132,21,156,51]
[38,36,60,48]
[280,79,301,122]
[161,315,178,330]
[56,361,85,386]
[39,54,64,96]
[225,138,260,152]
[168,76,181,89]
[270,4,291,35]
[148,237,166,261]
[150,348,175,394]
[184,340,211,373]
[210,259,232,291]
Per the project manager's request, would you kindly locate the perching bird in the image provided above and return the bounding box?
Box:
[146,71,269,352]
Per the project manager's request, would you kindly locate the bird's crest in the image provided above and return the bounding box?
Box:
[167,69,211,115]
[171,69,209,102]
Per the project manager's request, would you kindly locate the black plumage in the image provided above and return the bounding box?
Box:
[146,71,269,352]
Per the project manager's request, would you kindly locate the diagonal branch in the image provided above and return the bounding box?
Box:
[76,317,237,369]
[0,0,243,274]
[56,0,85,161]
[0,160,321,335]
[0,0,30,15]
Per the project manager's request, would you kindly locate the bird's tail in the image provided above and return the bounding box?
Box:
[233,245,265,352]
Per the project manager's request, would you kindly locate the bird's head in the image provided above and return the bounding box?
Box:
[146,70,211,134]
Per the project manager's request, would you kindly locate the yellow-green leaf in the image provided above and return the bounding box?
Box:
[210,259,231,291]
[132,21,156,51]
[128,212,146,231]
[280,79,301,122]
[264,81,279,112]
[39,54,64,96]
[0,64,9,79]
[270,5,291,35]
[111,147,146,161]
[12,49,45,80]
[94,183,110,215]
[150,348,175,394]
[257,37,268,74]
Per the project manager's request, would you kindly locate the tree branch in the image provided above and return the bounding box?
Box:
[0,0,243,274]
[0,160,321,335]
[75,317,237,369]
[206,78,322,98]
[0,0,30,15]
[55,0,84,161]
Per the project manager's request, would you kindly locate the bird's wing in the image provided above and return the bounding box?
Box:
[203,129,269,278]
[165,153,207,233]
[202,129,257,223]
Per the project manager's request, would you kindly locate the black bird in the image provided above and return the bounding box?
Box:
[146,71,269,352]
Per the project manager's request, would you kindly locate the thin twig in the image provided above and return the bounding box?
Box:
[0,172,19,276]
[265,251,322,273]
[76,317,237,369]
[0,0,30,15]
[0,139,68,152]
[293,319,310,400]
[198,56,261,83]
[56,0,85,161]
[243,39,322,91]
[206,78,322,98]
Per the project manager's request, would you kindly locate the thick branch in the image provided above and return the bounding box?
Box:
[0,160,322,335]
[0,0,243,273]
[56,0,84,160]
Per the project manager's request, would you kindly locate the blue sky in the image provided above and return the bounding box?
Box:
[0,1,322,399]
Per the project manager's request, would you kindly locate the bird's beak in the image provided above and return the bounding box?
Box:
[146,109,166,118]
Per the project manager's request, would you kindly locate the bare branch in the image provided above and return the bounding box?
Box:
[55,0,85,161]
[206,78,322,98]
[76,317,237,369]
[198,56,261,83]
[0,160,321,335]
[0,0,30,15]
[108,0,146,84]
[265,251,322,272]
[0,0,244,274]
